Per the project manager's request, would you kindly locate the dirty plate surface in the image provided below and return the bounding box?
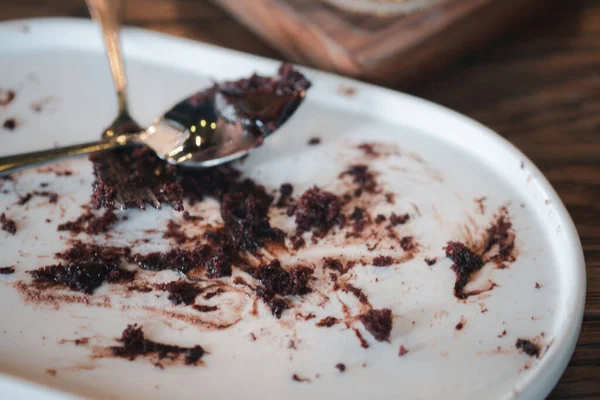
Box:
[0,18,585,400]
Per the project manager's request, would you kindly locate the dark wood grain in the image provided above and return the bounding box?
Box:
[1,0,599,398]
[211,0,544,86]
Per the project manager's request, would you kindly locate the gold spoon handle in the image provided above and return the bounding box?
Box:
[0,140,122,174]
[86,0,129,115]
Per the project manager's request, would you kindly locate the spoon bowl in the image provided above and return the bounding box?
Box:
[0,0,310,175]
[140,75,308,168]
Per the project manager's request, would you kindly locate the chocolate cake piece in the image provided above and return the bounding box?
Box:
[0,266,15,274]
[359,308,393,342]
[389,213,409,226]
[89,65,310,211]
[482,214,516,263]
[0,213,16,235]
[343,283,369,304]
[110,324,205,365]
[17,191,58,205]
[216,64,311,139]
[220,192,284,253]
[340,164,377,195]
[56,241,130,266]
[0,90,15,106]
[251,259,313,318]
[252,260,312,298]
[515,338,540,358]
[316,316,340,327]
[28,263,134,294]
[57,210,118,235]
[30,241,135,293]
[372,256,393,267]
[291,187,342,234]
[155,281,203,305]
[444,241,484,299]
[130,247,211,274]
[3,118,16,130]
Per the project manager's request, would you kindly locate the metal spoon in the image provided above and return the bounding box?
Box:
[0,0,307,175]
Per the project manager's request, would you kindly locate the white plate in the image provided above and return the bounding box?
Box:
[0,18,585,400]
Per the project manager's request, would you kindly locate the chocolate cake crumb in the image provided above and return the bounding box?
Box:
[205,252,233,279]
[204,289,225,300]
[0,213,17,235]
[316,316,340,327]
[17,193,32,205]
[335,363,346,372]
[292,374,310,383]
[291,235,305,249]
[0,266,15,274]
[425,257,437,266]
[372,256,393,267]
[322,257,344,272]
[400,236,415,251]
[35,191,58,203]
[3,118,16,130]
[353,328,369,349]
[265,297,290,318]
[280,183,293,197]
[482,214,516,264]
[46,369,57,376]
[110,324,205,365]
[297,312,316,321]
[357,143,378,157]
[359,308,392,342]
[292,187,341,234]
[253,260,313,300]
[130,247,210,274]
[340,164,377,195]
[475,197,487,214]
[220,192,284,252]
[28,262,135,294]
[515,338,540,358]
[375,214,386,224]
[398,345,408,356]
[57,210,118,235]
[308,137,321,145]
[498,330,507,338]
[155,281,202,305]
[455,321,464,330]
[389,213,409,226]
[444,241,484,299]
[74,338,89,346]
[343,283,369,304]
[56,241,130,266]
[217,63,311,139]
[182,211,201,221]
[349,206,368,233]
[18,191,59,205]
[194,304,218,312]
[163,220,189,244]
[337,84,357,97]
[246,260,313,318]
[535,282,541,289]
[0,90,15,106]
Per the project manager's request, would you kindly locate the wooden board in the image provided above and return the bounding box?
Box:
[211,0,545,86]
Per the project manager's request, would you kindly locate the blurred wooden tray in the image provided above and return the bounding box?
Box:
[211,0,544,86]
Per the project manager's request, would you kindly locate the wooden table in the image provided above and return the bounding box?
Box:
[3,0,599,398]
